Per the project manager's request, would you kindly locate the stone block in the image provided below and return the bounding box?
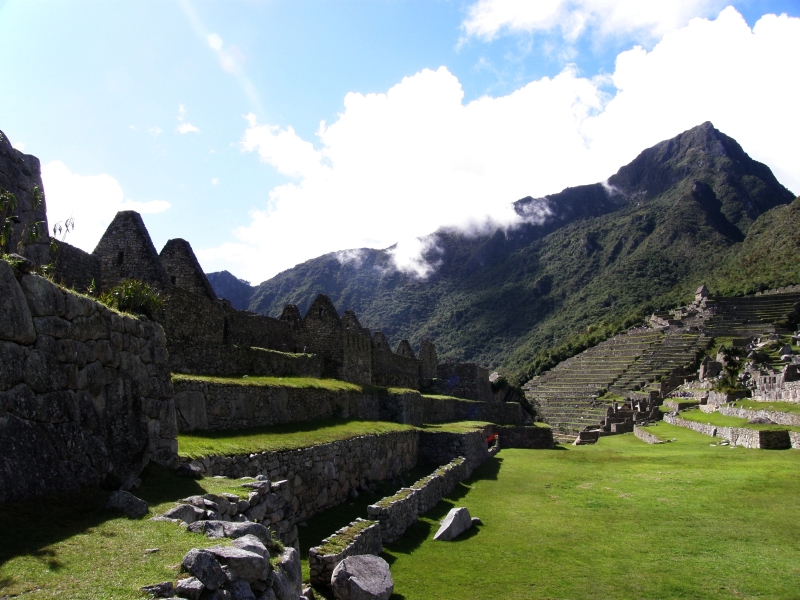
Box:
[0,259,36,344]
[24,349,66,393]
[0,340,25,390]
[21,274,65,317]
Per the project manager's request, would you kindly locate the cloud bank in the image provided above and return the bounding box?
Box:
[195,7,799,284]
[41,161,170,252]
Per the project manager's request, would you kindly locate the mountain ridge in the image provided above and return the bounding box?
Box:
[208,122,798,383]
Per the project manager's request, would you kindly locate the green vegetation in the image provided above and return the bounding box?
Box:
[1,184,44,253]
[373,488,414,509]
[678,409,800,432]
[178,418,414,459]
[172,373,417,397]
[417,421,492,433]
[0,465,244,600]
[98,279,163,319]
[315,519,377,555]
[384,427,800,599]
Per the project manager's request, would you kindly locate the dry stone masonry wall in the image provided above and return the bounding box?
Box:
[308,519,383,588]
[663,414,791,449]
[0,260,176,502]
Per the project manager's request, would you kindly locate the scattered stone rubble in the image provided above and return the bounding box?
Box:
[433,507,475,541]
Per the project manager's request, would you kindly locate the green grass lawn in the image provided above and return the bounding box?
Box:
[382,424,800,600]
[677,408,800,432]
[733,399,800,414]
[178,418,415,459]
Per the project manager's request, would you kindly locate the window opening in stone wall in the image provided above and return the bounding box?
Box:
[171,276,176,285]
[320,308,325,317]
[117,251,124,265]
[223,317,230,344]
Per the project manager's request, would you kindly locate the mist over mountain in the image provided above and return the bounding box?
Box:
[208,122,798,383]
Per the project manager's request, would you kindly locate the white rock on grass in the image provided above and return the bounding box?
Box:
[433,507,472,541]
[331,555,393,600]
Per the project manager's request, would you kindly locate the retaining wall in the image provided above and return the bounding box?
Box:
[0,262,176,503]
[718,405,800,426]
[493,425,554,449]
[417,429,488,475]
[633,425,663,444]
[180,430,419,531]
[421,396,525,425]
[663,414,790,449]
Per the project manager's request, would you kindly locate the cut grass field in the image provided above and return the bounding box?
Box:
[383,424,800,600]
[677,408,800,432]
[178,418,415,459]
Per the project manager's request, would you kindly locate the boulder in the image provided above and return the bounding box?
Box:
[176,463,203,479]
[206,545,270,583]
[231,534,269,559]
[433,507,472,541]
[106,490,149,519]
[270,547,302,600]
[175,576,204,600]
[187,520,271,545]
[161,503,205,524]
[330,555,393,600]
[182,548,227,591]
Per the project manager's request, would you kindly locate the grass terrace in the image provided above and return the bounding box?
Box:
[172,373,420,397]
[178,418,415,459]
[678,408,800,432]
[733,399,800,414]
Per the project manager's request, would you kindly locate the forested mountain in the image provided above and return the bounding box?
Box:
[208,122,798,384]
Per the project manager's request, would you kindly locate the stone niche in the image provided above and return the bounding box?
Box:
[0,260,176,502]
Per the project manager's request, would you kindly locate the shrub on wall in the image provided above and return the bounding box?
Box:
[100,279,163,318]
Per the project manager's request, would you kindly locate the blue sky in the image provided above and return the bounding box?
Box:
[1,0,798,284]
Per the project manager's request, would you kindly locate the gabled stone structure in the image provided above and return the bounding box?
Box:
[159,238,216,299]
[44,209,492,393]
[92,211,171,291]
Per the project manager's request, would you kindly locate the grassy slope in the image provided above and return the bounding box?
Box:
[383,424,800,600]
[677,409,800,432]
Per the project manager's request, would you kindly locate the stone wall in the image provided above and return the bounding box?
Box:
[0,130,50,264]
[663,414,790,449]
[51,240,101,293]
[417,429,489,475]
[308,519,382,587]
[421,396,525,425]
[718,405,800,426]
[789,431,800,449]
[371,332,420,389]
[172,380,425,431]
[493,425,554,449]
[180,430,419,528]
[633,425,664,444]
[430,361,493,402]
[168,341,323,379]
[0,261,176,503]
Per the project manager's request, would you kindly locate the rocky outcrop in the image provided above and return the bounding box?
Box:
[331,555,394,600]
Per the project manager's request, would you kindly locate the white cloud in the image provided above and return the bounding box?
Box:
[462,0,728,43]
[12,141,25,151]
[198,8,800,284]
[41,161,170,252]
[148,126,162,137]
[178,123,200,134]
[207,33,223,51]
[176,104,199,134]
[211,177,220,186]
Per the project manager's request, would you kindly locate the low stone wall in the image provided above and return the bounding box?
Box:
[633,425,663,444]
[0,262,176,503]
[718,405,800,426]
[180,430,418,528]
[168,340,323,379]
[789,431,800,449]
[754,383,800,403]
[663,414,790,449]
[308,519,382,587]
[173,379,425,431]
[367,488,418,544]
[421,396,525,425]
[494,425,554,449]
[664,399,700,412]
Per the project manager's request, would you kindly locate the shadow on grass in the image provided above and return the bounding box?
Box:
[0,464,204,568]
